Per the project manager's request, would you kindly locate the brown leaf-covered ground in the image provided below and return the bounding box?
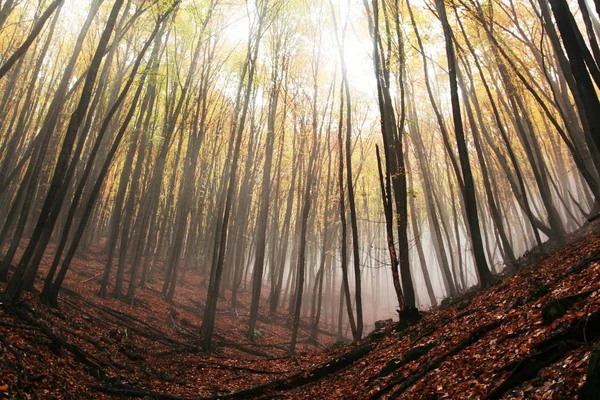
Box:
[1,220,600,399]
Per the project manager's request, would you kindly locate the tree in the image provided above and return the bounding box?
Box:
[247,18,287,339]
[3,0,127,303]
[201,0,269,351]
[363,0,417,314]
[434,0,493,288]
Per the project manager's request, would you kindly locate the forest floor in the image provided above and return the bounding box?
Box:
[1,220,600,399]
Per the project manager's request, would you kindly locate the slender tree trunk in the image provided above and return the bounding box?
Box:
[3,0,126,303]
[201,2,267,351]
[0,0,64,80]
[435,0,493,287]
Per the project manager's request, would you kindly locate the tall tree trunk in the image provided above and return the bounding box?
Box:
[201,1,267,351]
[3,0,126,303]
[434,0,493,287]
[247,37,284,339]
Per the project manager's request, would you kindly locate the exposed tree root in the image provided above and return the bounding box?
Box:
[199,360,290,375]
[170,316,280,359]
[486,343,568,399]
[91,384,195,399]
[92,342,375,399]
[367,343,436,386]
[369,321,502,399]
[217,338,274,359]
[487,306,600,399]
[6,304,108,378]
[567,252,600,275]
[581,343,600,399]
[61,287,197,351]
[0,330,30,380]
[203,342,374,399]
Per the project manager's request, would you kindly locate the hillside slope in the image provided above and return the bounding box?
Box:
[271,221,600,399]
[1,221,599,399]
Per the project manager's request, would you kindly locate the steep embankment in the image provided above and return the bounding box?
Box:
[259,220,600,399]
[1,221,599,399]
